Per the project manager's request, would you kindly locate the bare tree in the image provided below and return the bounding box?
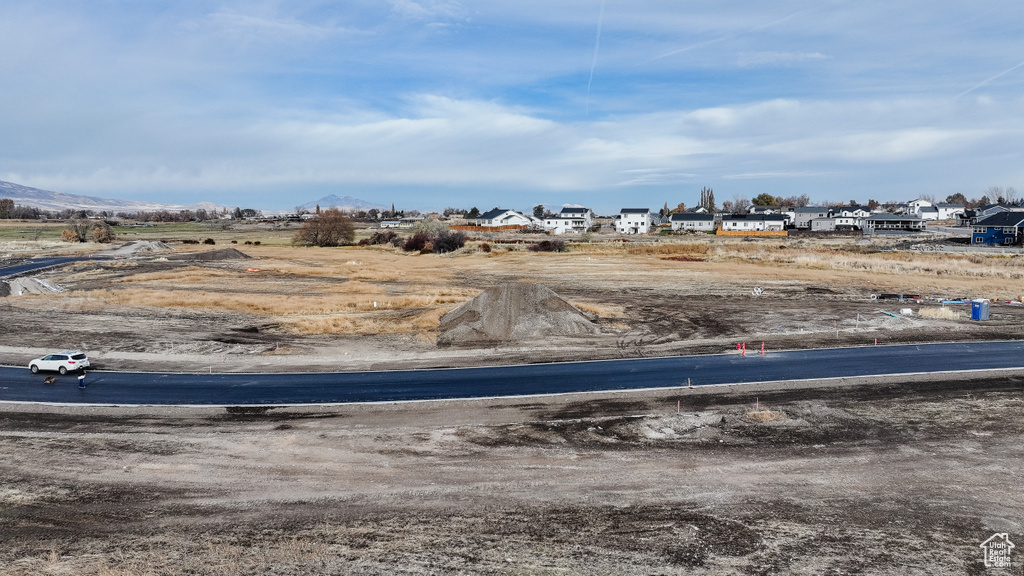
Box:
[65,219,92,242]
[292,209,355,247]
[732,194,750,212]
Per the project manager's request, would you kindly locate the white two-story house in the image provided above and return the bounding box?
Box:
[543,206,595,235]
[615,208,652,234]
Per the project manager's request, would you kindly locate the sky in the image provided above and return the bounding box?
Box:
[2,1,1024,214]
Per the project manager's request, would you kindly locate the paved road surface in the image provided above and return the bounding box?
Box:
[0,256,106,279]
[1,341,1021,405]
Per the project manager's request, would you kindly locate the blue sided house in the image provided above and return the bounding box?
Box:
[972,212,1024,246]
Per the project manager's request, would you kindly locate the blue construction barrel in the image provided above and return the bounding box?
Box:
[971,299,990,321]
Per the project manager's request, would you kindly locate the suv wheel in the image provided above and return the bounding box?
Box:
[30,365,39,374]
[59,366,67,375]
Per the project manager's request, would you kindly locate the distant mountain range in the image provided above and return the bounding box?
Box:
[0,180,224,214]
[0,181,387,215]
[298,194,387,212]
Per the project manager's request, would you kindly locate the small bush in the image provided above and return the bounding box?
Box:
[367,231,400,245]
[433,230,466,253]
[244,241,253,245]
[253,241,260,245]
[60,229,79,243]
[403,232,431,252]
[529,239,566,252]
[203,238,216,245]
[91,224,115,243]
[230,240,237,244]
[480,242,491,253]
[181,239,199,245]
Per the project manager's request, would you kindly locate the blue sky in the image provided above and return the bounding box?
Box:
[2,1,1024,214]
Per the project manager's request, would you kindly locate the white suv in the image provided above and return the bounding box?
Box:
[28,351,91,374]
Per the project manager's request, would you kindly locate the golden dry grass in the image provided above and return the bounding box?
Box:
[746,410,787,422]
[918,306,965,320]
[42,237,1024,338]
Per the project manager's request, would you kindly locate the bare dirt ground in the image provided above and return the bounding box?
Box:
[1,233,1023,372]
[2,373,1024,575]
[2,231,1024,574]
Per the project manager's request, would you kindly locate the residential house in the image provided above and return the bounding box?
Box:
[906,198,933,216]
[721,214,788,232]
[862,213,926,235]
[794,206,831,229]
[543,207,594,235]
[918,205,940,221]
[956,209,977,227]
[971,212,1024,245]
[810,217,835,232]
[670,212,715,233]
[833,205,871,219]
[615,208,652,234]
[977,203,1024,219]
[811,216,860,232]
[934,203,965,220]
[476,208,534,229]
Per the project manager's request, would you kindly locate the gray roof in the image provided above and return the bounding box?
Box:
[723,214,788,221]
[620,208,651,214]
[559,207,590,214]
[478,208,512,220]
[865,213,923,221]
[670,212,714,221]
[795,206,830,213]
[975,212,1024,227]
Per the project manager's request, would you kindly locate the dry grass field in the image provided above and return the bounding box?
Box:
[2,227,1024,371]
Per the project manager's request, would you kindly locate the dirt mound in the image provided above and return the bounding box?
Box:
[100,241,173,257]
[437,282,599,346]
[2,277,64,297]
[170,248,252,261]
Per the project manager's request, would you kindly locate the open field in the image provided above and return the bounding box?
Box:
[3,225,1024,573]
[1,224,1024,372]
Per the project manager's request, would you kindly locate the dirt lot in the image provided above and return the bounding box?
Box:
[2,231,1024,574]
[2,373,1024,574]
[1,233,1023,372]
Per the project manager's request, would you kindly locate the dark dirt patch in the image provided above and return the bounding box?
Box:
[168,248,251,261]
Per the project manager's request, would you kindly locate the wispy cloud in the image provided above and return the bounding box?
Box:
[737,51,829,67]
[723,171,835,180]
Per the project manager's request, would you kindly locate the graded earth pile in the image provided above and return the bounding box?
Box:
[437,282,599,346]
[1,277,64,297]
[100,240,173,257]
[170,248,252,261]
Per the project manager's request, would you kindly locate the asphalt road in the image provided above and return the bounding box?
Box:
[1,341,1022,405]
[0,256,106,279]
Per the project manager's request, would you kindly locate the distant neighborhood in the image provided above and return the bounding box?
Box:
[436,195,1024,246]
[2,180,1024,246]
